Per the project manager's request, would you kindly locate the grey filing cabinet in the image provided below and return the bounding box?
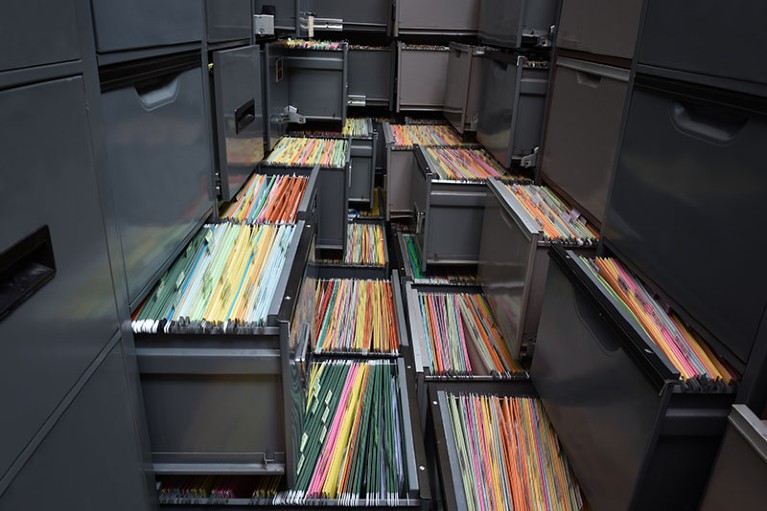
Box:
[532,246,735,510]
[477,0,557,49]
[135,220,315,487]
[254,0,297,33]
[394,0,480,36]
[212,45,265,201]
[90,0,204,53]
[0,76,119,480]
[701,405,767,511]
[478,179,596,360]
[476,52,549,168]
[347,45,394,108]
[396,43,450,112]
[540,57,630,225]
[304,0,391,33]
[263,42,348,150]
[101,54,214,307]
[604,76,767,369]
[637,0,767,96]
[556,0,643,60]
[443,43,484,134]
[0,343,150,510]
[205,0,252,43]
[0,0,80,72]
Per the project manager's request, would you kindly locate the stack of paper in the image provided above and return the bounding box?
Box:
[446,393,583,511]
[387,124,465,147]
[583,256,735,385]
[265,137,348,168]
[276,38,344,50]
[222,174,308,224]
[506,184,599,245]
[425,147,511,182]
[322,223,386,267]
[343,118,371,138]
[278,360,407,505]
[314,279,399,355]
[418,292,523,376]
[157,475,281,505]
[132,223,295,334]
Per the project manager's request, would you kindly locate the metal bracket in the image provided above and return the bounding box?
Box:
[272,105,305,125]
[298,12,343,37]
[348,94,366,107]
[514,147,540,169]
[253,14,275,37]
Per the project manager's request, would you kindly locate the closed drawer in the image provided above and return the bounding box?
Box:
[541,58,629,224]
[206,0,251,43]
[702,405,767,511]
[0,343,149,510]
[604,79,767,366]
[638,0,767,94]
[396,0,479,35]
[101,61,213,305]
[0,0,80,73]
[0,77,118,478]
[91,0,204,53]
[478,0,557,49]
[557,0,642,59]
[254,0,295,32]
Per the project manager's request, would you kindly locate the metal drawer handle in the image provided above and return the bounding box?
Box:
[0,226,56,322]
[671,101,747,144]
[135,75,180,110]
[576,70,602,88]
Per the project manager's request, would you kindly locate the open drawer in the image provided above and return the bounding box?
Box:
[395,229,478,287]
[411,146,521,270]
[476,52,549,168]
[396,43,450,112]
[382,122,469,220]
[702,405,767,510]
[261,138,351,252]
[133,220,316,486]
[347,45,394,108]
[219,165,319,225]
[316,218,389,280]
[263,41,348,148]
[531,246,736,510]
[443,43,484,134]
[427,382,583,511]
[404,281,529,426]
[479,178,598,360]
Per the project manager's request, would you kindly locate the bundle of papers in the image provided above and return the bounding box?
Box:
[222,174,308,224]
[425,147,510,182]
[446,393,584,511]
[265,137,348,168]
[314,279,399,355]
[418,291,523,376]
[132,223,295,333]
[387,124,465,148]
